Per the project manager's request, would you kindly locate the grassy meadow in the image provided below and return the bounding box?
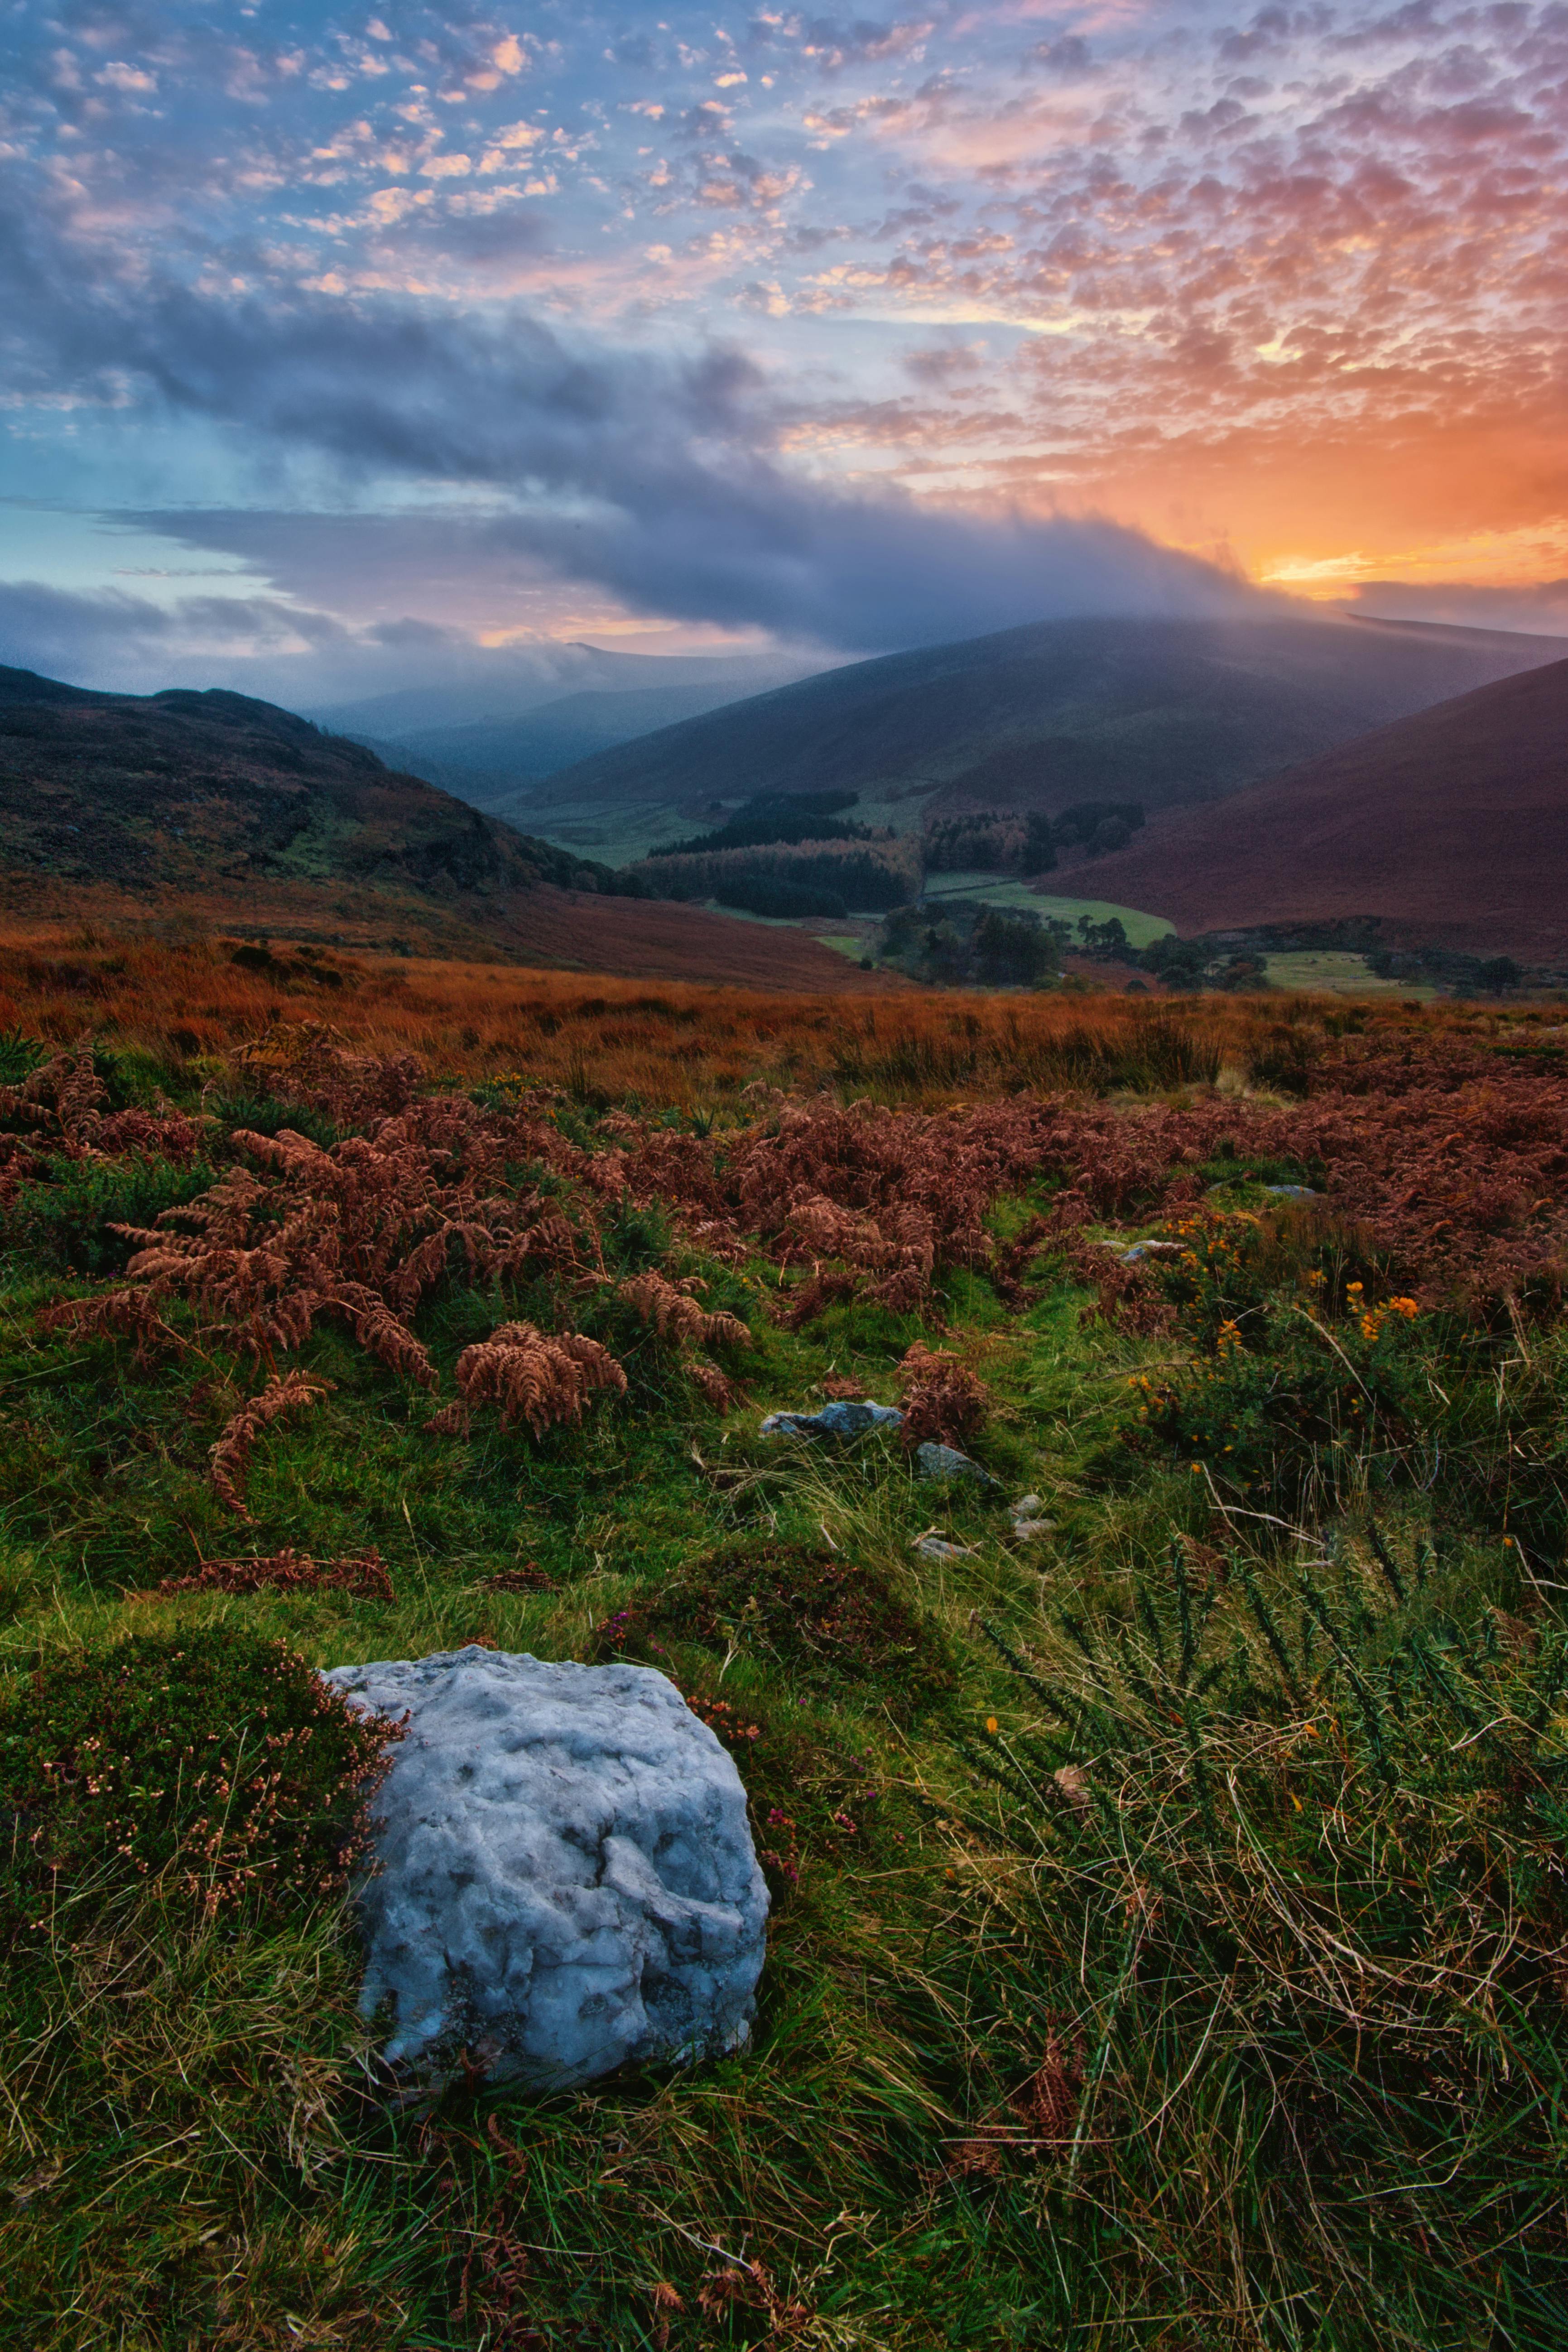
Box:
[3,938,1568,2349]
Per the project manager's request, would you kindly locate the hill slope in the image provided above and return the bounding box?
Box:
[509,614,1567,856]
[0,666,891,989]
[1079,655,1568,961]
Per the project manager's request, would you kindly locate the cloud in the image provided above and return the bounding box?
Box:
[1342,580,1568,638]
[0,197,1264,652]
[0,577,350,693]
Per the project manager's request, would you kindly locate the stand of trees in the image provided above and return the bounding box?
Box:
[650,791,867,858]
[921,801,1144,876]
[877,902,1065,986]
[634,834,920,915]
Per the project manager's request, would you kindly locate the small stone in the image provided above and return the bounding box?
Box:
[915,1440,1002,1488]
[1010,1494,1055,1540]
[322,1646,769,2091]
[760,1400,904,1439]
[913,1531,978,1562]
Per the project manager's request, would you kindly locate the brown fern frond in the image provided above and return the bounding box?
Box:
[53,1035,109,1153]
[328,1284,438,1389]
[619,1270,750,1352]
[689,1359,735,1412]
[896,1342,990,1449]
[38,1284,173,1358]
[783,1195,895,1270]
[619,1269,711,1343]
[152,1546,393,1600]
[701,1308,750,1351]
[451,1320,626,1438]
[209,1370,335,1518]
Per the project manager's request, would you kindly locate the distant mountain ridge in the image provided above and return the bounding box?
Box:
[366,673,826,804]
[313,645,828,743]
[506,614,1568,848]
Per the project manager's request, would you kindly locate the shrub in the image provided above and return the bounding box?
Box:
[612,1539,956,1717]
[4,1153,218,1275]
[0,1628,395,1934]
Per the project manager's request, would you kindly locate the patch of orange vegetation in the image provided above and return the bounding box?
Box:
[0,920,1537,1111]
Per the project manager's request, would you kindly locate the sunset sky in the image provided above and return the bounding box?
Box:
[3,0,1567,702]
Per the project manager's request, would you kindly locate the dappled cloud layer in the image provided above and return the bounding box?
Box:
[3,2,1567,699]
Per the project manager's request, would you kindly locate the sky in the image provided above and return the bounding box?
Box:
[2,0,1567,708]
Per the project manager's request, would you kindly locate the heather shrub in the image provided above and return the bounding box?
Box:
[622,1538,956,1717]
[0,1628,395,1936]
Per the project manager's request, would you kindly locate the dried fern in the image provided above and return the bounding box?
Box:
[209,1371,335,1518]
[445,1321,626,1438]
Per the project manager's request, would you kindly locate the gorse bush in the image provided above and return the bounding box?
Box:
[960,1537,1568,2347]
[4,1152,218,1274]
[0,1627,395,1934]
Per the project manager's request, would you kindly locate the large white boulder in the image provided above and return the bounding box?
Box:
[322,1646,770,2090]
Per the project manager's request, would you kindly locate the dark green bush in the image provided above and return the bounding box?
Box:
[205,1092,340,1148]
[0,1628,395,1936]
[4,1153,218,1274]
[0,1027,45,1085]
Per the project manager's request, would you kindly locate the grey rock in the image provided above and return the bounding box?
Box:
[322,1646,769,2091]
[1262,1184,1326,1203]
[915,1440,1002,1488]
[760,1400,904,1439]
[913,1530,978,1562]
[1010,1492,1055,1539]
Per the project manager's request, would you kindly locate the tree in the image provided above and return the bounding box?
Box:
[1022,810,1057,874]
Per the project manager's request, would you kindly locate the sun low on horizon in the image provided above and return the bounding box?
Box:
[3,0,1568,707]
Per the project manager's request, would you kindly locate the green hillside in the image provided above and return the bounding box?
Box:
[492,613,1565,863]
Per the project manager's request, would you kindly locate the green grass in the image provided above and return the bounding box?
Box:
[918,875,1175,947]
[2,1068,1565,2348]
[1261,950,1437,998]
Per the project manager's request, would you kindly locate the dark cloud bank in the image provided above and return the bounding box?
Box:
[0,193,1264,695]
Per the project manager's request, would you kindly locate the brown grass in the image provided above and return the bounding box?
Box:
[6,922,1558,1111]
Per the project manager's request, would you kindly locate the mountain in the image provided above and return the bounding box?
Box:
[370,675,828,806]
[509,613,1568,858]
[1076,655,1568,962]
[313,646,827,742]
[0,664,889,990]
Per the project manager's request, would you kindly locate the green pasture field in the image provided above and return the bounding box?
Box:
[1261,950,1436,998]
[917,875,1176,948]
[2,1039,1566,2351]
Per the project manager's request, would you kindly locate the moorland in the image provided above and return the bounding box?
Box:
[3,938,1567,2350]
